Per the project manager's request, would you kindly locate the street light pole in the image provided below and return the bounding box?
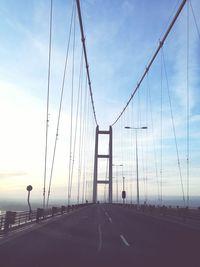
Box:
[125,126,147,209]
[116,165,119,203]
[113,164,123,203]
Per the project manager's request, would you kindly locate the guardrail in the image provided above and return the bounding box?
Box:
[116,203,200,226]
[0,203,90,235]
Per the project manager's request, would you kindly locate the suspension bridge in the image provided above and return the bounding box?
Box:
[0,0,200,266]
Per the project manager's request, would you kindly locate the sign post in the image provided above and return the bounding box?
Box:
[26,185,33,219]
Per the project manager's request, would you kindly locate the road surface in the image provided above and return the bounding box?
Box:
[0,204,199,267]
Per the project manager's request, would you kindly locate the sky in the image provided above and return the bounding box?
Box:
[0,0,200,207]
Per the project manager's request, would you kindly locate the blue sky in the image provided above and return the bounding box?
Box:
[0,0,200,206]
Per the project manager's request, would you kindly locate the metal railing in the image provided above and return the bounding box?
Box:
[116,203,200,227]
[0,203,90,235]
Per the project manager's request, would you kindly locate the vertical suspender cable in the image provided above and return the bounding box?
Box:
[186,0,190,206]
[188,0,200,205]
[138,90,146,201]
[68,7,76,205]
[145,78,149,203]
[43,0,53,209]
[69,48,84,203]
[82,87,90,203]
[77,53,84,204]
[130,101,134,203]
[147,73,160,203]
[46,3,75,208]
[81,75,88,203]
[189,1,200,41]
[80,74,88,203]
[160,54,163,205]
[162,49,186,206]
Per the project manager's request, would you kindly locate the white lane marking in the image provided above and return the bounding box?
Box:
[120,234,130,247]
[98,224,102,252]
[104,210,113,223]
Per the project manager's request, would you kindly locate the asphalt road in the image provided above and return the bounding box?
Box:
[0,204,199,267]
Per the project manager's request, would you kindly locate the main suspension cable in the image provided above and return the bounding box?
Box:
[111,0,187,127]
[76,0,98,126]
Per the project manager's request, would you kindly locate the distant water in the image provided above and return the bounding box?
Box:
[0,199,70,213]
[0,200,42,213]
[0,197,199,212]
[0,210,5,215]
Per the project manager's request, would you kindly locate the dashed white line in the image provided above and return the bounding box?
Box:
[120,234,130,247]
[98,224,102,252]
[104,211,113,223]
[108,217,112,223]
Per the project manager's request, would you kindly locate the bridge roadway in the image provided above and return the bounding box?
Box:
[0,204,199,267]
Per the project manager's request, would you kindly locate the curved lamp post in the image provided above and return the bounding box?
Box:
[26,185,33,218]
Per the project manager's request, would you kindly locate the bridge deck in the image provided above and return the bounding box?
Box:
[0,204,199,267]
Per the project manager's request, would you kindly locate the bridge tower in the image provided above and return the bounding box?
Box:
[93,126,113,203]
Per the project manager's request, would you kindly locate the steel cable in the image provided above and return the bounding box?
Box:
[43,0,53,209]
[68,7,76,205]
[46,2,75,208]
[162,48,186,206]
